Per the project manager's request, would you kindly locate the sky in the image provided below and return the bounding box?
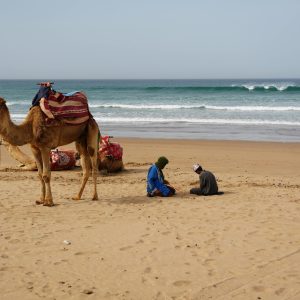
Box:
[0,0,299,79]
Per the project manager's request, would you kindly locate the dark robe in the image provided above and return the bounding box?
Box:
[190,170,219,196]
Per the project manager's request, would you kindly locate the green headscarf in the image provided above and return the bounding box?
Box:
[155,156,169,169]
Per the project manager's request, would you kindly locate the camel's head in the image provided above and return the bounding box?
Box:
[0,97,6,107]
[0,98,8,118]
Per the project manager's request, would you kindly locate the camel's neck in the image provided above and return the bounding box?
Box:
[0,107,33,146]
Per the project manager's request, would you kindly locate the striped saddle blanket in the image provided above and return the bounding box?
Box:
[41,91,90,124]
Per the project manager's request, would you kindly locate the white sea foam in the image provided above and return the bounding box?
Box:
[206,105,300,111]
[93,117,300,126]
[89,103,204,109]
[7,101,30,106]
[89,103,300,111]
[11,114,28,120]
[243,85,255,91]
[241,83,295,91]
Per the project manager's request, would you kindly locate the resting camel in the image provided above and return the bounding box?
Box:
[0,97,100,206]
[0,139,37,170]
[98,152,124,173]
[2,139,124,172]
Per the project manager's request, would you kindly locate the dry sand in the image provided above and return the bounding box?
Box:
[0,138,299,300]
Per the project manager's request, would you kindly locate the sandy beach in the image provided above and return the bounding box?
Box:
[0,138,300,300]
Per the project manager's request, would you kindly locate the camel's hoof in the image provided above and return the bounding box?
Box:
[92,196,98,201]
[43,202,54,207]
[36,200,44,205]
[72,196,80,201]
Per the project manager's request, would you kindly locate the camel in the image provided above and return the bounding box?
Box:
[0,97,100,206]
[98,152,124,173]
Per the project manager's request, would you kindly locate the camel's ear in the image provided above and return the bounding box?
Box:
[0,98,6,106]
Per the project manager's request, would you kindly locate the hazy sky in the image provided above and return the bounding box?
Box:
[0,0,299,79]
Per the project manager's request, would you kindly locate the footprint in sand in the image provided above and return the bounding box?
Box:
[25,271,33,276]
[136,239,144,244]
[119,245,133,251]
[161,231,171,235]
[252,285,265,292]
[148,248,157,253]
[173,280,191,287]
[275,288,285,295]
[203,258,215,265]
[9,239,20,244]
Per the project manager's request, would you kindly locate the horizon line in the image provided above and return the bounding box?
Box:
[0,78,300,81]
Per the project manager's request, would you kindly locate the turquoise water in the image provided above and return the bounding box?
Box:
[1,79,300,141]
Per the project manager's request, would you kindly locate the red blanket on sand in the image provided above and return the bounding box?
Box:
[42,92,90,123]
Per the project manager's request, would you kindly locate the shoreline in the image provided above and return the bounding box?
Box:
[115,136,300,144]
[98,123,300,143]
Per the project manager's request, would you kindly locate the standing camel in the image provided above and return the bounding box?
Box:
[0,97,100,206]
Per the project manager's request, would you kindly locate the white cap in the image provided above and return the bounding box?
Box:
[193,164,201,172]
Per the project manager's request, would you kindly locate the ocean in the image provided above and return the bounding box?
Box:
[1,79,300,142]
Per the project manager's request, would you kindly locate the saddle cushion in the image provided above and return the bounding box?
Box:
[40,91,90,124]
[99,136,123,160]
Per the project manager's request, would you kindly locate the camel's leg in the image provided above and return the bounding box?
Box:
[89,148,98,200]
[31,146,45,205]
[87,119,99,200]
[73,141,91,200]
[40,147,54,207]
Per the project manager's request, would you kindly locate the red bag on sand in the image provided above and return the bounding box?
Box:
[50,149,76,171]
[99,136,123,160]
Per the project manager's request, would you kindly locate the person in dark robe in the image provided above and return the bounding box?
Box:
[190,164,222,196]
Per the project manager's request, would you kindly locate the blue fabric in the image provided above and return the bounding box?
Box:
[32,86,51,106]
[147,164,170,196]
[62,91,80,96]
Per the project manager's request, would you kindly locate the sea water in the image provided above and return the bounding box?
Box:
[0,79,299,142]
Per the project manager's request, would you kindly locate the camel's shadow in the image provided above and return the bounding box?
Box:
[99,167,147,177]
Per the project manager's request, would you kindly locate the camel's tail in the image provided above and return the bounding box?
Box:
[86,117,100,157]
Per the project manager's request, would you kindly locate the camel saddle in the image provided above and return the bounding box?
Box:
[99,135,123,160]
[40,91,90,125]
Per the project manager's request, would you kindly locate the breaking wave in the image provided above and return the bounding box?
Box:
[89,103,300,111]
[93,117,300,126]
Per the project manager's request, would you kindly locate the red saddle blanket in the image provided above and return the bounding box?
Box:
[99,136,123,160]
[50,149,76,171]
[42,92,90,124]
